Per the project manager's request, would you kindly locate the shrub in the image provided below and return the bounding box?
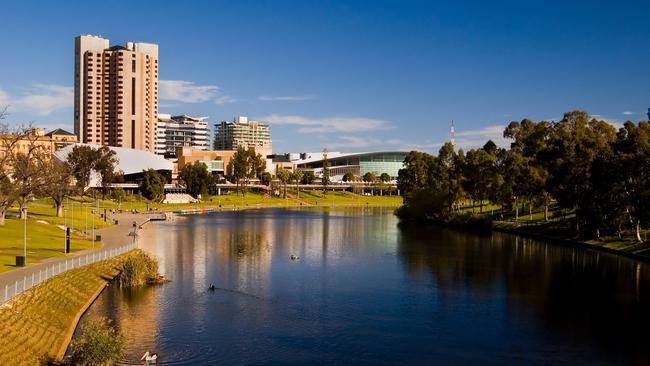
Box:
[117,250,161,287]
[70,317,125,366]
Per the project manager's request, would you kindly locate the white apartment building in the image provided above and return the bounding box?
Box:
[156,114,209,157]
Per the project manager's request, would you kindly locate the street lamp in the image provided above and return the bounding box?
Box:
[22,207,27,263]
[63,204,67,253]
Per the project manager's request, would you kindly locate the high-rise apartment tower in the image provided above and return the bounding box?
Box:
[213,116,272,151]
[74,35,158,151]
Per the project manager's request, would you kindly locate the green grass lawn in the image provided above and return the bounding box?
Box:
[297,190,402,206]
[0,201,99,273]
[0,250,135,365]
[90,190,402,212]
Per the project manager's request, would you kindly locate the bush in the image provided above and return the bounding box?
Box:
[117,250,161,287]
[70,317,125,366]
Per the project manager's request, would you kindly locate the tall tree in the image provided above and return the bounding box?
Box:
[39,160,75,217]
[321,150,330,194]
[179,162,212,197]
[140,169,166,201]
[276,168,292,198]
[292,168,304,199]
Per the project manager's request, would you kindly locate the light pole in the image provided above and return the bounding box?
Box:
[23,207,27,261]
[63,203,67,253]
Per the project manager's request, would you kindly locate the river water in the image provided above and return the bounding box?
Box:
[75,207,650,365]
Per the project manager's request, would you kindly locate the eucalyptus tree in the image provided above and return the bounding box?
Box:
[276,168,292,198]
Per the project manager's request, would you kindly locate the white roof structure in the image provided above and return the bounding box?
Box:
[54,143,173,187]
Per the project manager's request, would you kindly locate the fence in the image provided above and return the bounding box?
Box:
[1,242,137,304]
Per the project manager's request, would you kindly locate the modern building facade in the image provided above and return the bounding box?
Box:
[213,116,271,151]
[156,114,209,157]
[295,151,407,181]
[74,35,159,152]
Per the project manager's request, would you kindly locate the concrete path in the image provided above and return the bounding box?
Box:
[0,212,162,302]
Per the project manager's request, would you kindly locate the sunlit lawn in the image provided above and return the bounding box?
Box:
[0,212,96,273]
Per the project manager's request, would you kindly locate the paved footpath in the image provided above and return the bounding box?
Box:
[0,212,163,299]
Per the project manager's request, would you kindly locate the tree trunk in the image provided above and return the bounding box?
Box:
[56,202,63,217]
[544,204,548,222]
[19,197,27,219]
[636,221,642,242]
[596,228,600,239]
[529,204,532,220]
[0,209,5,225]
[515,205,519,221]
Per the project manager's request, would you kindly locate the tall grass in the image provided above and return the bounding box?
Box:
[116,249,161,287]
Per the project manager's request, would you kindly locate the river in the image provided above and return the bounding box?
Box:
[74,207,650,365]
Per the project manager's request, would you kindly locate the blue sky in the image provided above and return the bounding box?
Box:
[1,0,649,153]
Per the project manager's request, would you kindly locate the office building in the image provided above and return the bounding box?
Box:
[156,114,209,157]
[74,35,158,152]
[213,116,271,152]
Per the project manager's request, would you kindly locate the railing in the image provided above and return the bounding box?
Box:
[1,242,137,304]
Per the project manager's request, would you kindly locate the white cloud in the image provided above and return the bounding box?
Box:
[258,95,315,101]
[159,80,219,103]
[622,111,635,115]
[259,114,393,133]
[214,95,238,105]
[0,84,73,116]
[453,125,510,149]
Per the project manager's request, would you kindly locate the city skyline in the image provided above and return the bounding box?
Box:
[1,1,649,153]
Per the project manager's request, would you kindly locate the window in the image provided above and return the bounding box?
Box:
[131,120,135,148]
[132,60,136,72]
[131,77,136,114]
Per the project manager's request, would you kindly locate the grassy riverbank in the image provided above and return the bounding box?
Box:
[0,199,106,273]
[0,250,139,365]
[403,200,650,257]
[90,190,402,212]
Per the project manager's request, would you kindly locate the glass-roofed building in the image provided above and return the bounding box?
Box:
[295,151,407,181]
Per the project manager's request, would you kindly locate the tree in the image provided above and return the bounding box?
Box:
[179,162,212,197]
[342,172,355,182]
[379,173,391,183]
[612,121,650,241]
[292,168,304,199]
[231,146,250,195]
[67,145,97,192]
[93,146,119,199]
[363,172,377,183]
[66,145,119,196]
[397,151,435,199]
[301,171,315,184]
[39,160,75,217]
[322,150,330,194]
[260,172,273,186]
[231,147,265,196]
[11,137,47,219]
[276,168,292,198]
[140,169,166,201]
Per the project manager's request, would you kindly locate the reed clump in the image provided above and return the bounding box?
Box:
[116,249,166,287]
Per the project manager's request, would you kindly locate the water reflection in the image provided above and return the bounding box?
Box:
[397,223,650,364]
[75,208,650,365]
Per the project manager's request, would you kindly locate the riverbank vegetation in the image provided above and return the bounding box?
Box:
[117,249,164,287]
[397,111,650,249]
[0,251,138,365]
[69,317,125,366]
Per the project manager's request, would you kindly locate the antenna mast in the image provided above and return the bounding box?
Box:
[450,120,455,147]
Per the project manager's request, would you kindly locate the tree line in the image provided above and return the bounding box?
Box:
[0,113,119,224]
[397,110,650,241]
